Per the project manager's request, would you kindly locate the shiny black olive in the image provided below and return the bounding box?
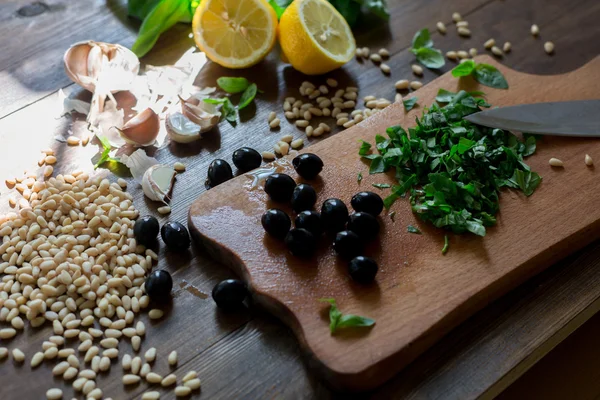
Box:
[212,279,248,310]
[134,215,159,247]
[145,270,173,301]
[351,191,384,216]
[291,184,317,213]
[264,173,296,202]
[347,212,380,241]
[333,230,363,259]
[292,153,324,179]
[348,256,378,284]
[321,198,348,232]
[294,211,322,236]
[261,209,291,239]
[207,159,233,188]
[284,228,317,257]
[160,221,190,252]
[232,147,262,172]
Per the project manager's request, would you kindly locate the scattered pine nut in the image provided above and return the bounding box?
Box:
[280,134,294,143]
[291,139,304,149]
[295,120,309,128]
[175,386,192,397]
[336,117,349,126]
[457,50,469,59]
[469,48,478,57]
[312,126,325,137]
[319,122,331,132]
[378,48,390,58]
[132,336,141,352]
[322,107,331,117]
[410,81,423,90]
[355,48,364,58]
[174,162,186,172]
[395,80,409,90]
[43,166,54,178]
[456,21,469,28]
[549,158,563,167]
[544,41,555,54]
[66,136,80,146]
[12,348,25,362]
[326,78,338,87]
[319,85,329,94]
[457,27,471,37]
[268,111,277,123]
[269,118,281,129]
[142,391,160,400]
[411,64,423,76]
[436,21,447,34]
[531,24,540,36]
[343,120,355,129]
[81,135,90,146]
[184,378,202,390]
[376,100,391,109]
[503,42,512,52]
[45,155,57,165]
[284,111,295,120]
[362,47,370,57]
[484,38,496,49]
[262,151,276,161]
[491,46,503,57]
[452,12,462,22]
[380,63,391,74]
[395,93,403,103]
[585,154,593,166]
[31,351,45,368]
[370,54,382,63]
[0,328,16,339]
[183,371,197,382]
[46,388,63,400]
[303,110,312,120]
[123,374,141,385]
[162,374,178,387]
[446,51,458,60]
[0,348,7,360]
[149,309,164,319]
[157,206,171,215]
[168,351,178,366]
[308,90,321,99]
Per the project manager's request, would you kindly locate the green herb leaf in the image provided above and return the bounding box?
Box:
[94,135,119,169]
[473,63,509,89]
[238,83,258,110]
[508,169,542,196]
[131,0,191,57]
[268,0,292,19]
[451,60,476,77]
[402,97,418,111]
[217,77,250,94]
[203,98,227,105]
[222,98,237,123]
[357,172,363,183]
[523,135,537,157]
[319,298,375,334]
[358,0,390,20]
[407,225,421,234]
[369,156,386,174]
[442,235,449,254]
[372,183,391,189]
[328,0,361,27]
[435,89,456,103]
[411,28,433,50]
[128,0,162,20]
[413,47,445,69]
[358,140,373,156]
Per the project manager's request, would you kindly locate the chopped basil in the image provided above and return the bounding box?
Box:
[222,98,237,123]
[402,96,418,111]
[357,172,363,183]
[407,225,421,234]
[217,77,251,94]
[319,298,375,334]
[372,183,391,189]
[358,140,372,156]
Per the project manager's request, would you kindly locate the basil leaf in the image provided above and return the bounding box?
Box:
[217,77,250,94]
[442,235,449,254]
[473,63,509,89]
[523,135,537,157]
[369,156,386,174]
[319,298,375,334]
[222,98,237,123]
[402,97,418,111]
[358,140,373,156]
[372,183,391,189]
[413,47,445,69]
[94,135,120,169]
[328,0,361,27]
[357,172,363,183]
[268,0,292,19]
[357,0,390,20]
[435,89,456,103]
[508,169,542,196]
[131,0,191,57]
[203,98,227,105]
[451,60,476,77]
[411,28,433,50]
[128,0,162,20]
[238,83,258,110]
[407,225,421,234]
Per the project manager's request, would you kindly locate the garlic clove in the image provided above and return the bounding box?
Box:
[179,96,220,133]
[117,108,160,147]
[142,165,176,203]
[165,113,203,143]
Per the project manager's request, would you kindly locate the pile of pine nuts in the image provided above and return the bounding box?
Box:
[0,171,199,399]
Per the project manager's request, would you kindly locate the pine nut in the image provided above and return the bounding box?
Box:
[142,391,160,400]
[380,64,391,74]
[484,38,496,49]
[313,127,325,137]
[343,100,356,109]
[284,111,295,120]
[147,372,163,383]
[0,348,7,360]
[356,48,364,58]
[295,120,309,128]
[162,373,177,387]
[531,24,540,36]
[31,351,45,367]
[64,366,78,380]
[544,41,555,54]
[410,81,423,90]
[123,374,141,385]
[269,118,281,129]
[456,21,469,28]
[149,309,163,319]
[88,388,103,399]
[183,371,197,382]
[446,51,458,60]
[457,50,469,59]
[343,120,356,129]
[469,48,478,57]
[457,27,471,37]
[262,151,276,160]
[452,12,462,22]
[503,42,511,53]
[585,154,593,166]
[268,111,277,123]
[322,107,331,116]
[326,78,338,87]
[319,85,329,94]
[0,328,16,339]
[145,347,157,363]
[53,361,70,375]
[308,107,323,116]
[378,48,390,57]
[393,80,408,90]
[45,156,57,165]
[370,54,382,63]
[436,21,447,34]
[291,139,304,149]
[491,46,503,57]
[549,158,563,167]
[337,118,349,126]
[46,388,63,400]
[395,93,403,103]
[303,110,312,120]
[141,362,151,378]
[175,386,191,397]
[411,64,423,76]
[376,100,391,109]
[66,136,80,146]
[308,90,321,99]
[43,166,54,178]
[362,47,370,57]
[132,335,141,351]
[174,162,186,172]
[184,378,202,390]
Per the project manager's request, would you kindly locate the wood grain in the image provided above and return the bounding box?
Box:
[0,0,599,398]
[189,56,600,391]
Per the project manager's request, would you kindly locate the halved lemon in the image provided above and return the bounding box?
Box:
[279,0,356,75]
[192,0,278,69]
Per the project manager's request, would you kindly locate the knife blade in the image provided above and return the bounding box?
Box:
[463,100,600,137]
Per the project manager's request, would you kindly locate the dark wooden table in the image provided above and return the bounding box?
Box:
[1,0,599,399]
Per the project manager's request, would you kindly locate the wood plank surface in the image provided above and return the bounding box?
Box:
[0,0,599,398]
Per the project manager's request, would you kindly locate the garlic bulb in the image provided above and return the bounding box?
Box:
[142,165,176,203]
[165,113,203,143]
[180,96,220,131]
[117,108,160,147]
[63,41,140,93]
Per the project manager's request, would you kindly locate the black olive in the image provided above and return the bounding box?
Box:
[333,230,363,259]
[212,279,248,311]
[351,191,384,216]
[347,212,380,241]
[292,153,324,179]
[284,228,317,257]
[207,159,233,188]
[264,173,296,202]
[160,221,190,252]
[134,215,159,247]
[232,147,262,172]
[321,198,348,232]
[291,183,317,213]
[145,270,173,301]
[261,209,291,239]
[348,256,378,284]
[294,211,322,236]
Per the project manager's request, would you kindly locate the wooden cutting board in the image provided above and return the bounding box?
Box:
[188,55,600,391]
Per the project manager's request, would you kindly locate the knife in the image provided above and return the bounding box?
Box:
[463,100,600,137]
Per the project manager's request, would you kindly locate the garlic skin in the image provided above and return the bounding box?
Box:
[165,113,203,143]
[63,41,140,93]
[142,164,176,203]
[180,96,220,132]
[118,108,160,147]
